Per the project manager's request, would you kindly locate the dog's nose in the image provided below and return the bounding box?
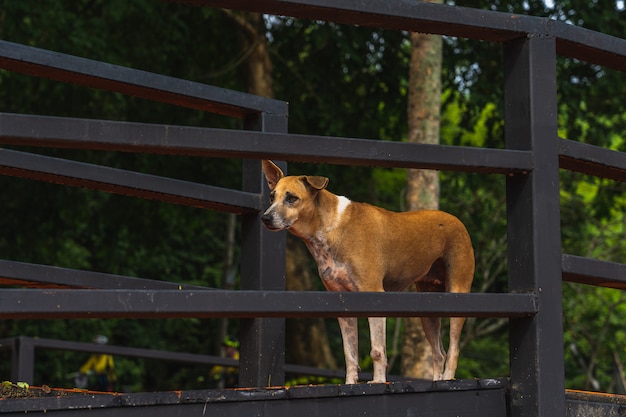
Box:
[261,213,272,225]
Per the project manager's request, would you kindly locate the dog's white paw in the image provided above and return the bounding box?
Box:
[367,379,386,384]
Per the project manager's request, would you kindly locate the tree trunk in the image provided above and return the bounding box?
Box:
[401,7,443,380]
[226,11,337,373]
[225,11,274,98]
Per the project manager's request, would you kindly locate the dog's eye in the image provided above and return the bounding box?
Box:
[269,191,275,203]
[285,194,299,204]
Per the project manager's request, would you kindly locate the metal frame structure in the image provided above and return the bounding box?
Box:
[0,336,355,383]
[0,1,625,416]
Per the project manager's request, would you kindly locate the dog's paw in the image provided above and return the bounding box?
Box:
[367,379,387,384]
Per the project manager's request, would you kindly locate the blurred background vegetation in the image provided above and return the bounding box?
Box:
[0,0,625,393]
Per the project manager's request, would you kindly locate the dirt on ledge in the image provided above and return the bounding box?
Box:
[0,384,97,399]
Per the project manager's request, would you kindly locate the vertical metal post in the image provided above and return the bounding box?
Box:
[239,110,288,387]
[12,336,35,384]
[504,35,565,417]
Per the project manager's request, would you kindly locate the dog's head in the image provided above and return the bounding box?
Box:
[261,160,329,232]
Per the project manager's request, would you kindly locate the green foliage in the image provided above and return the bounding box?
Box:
[270,20,408,140]
[563,285,626,393]
[456,320,510,379]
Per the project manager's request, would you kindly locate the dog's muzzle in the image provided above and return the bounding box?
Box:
[261,212,275,228]
[261,209,290,231]
[261,210,282,231]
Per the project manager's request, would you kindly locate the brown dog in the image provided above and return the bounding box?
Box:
[261,160,474,384]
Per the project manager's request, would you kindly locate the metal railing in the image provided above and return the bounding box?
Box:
[0,336,355,384]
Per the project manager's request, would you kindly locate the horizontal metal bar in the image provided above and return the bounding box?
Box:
[0,336,370,381]
[562,254,626,290]
[185,0,538,42]
[558,139,626,183]
[0,260,211,290]
[0,149,261,213]
[566,390,626,417]
[5,336,237,368]
[0,40,288,118]
[0,289,537,319]
[554,24,626,73]
[188,0,626,73]
[0,113,533,174]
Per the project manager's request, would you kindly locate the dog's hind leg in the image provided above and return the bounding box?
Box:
[443,316,466,380]
[338,317,360,384]
[420,316,446,380]
[442,241,474,380]
[367,316,387,383]
[416,278,446,380]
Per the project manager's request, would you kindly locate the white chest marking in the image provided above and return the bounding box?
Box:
[336,195,351,216]
[326,195,350,232]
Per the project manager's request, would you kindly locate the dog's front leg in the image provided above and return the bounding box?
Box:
[338,317,360,384]
[368,317,387,383]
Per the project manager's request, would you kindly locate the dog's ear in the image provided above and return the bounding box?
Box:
[262,160,284,190]
[304,175,329,191]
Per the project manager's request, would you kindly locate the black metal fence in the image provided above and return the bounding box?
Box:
[0,336,353,384]
[0,1,625,417]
